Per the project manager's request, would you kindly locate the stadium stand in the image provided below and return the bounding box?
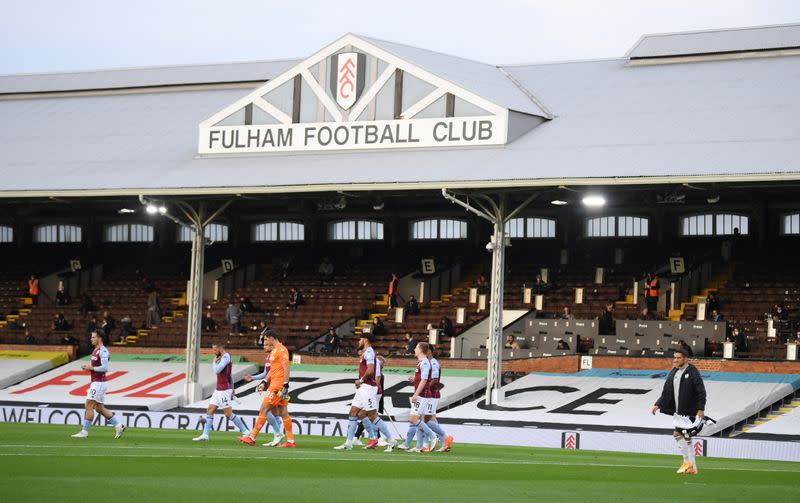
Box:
[202,269,386,351]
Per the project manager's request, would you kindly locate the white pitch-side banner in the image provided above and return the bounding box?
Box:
[198,116,506,154]
[2,405,798,462]
[0,360,59,390]
[0,360,257,411]
[438,373,797,435]
[185,370,486,419]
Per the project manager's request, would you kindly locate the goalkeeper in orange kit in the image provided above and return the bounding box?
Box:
[238,331,296,448]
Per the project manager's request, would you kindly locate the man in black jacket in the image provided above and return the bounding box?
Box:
[650,348,706,475]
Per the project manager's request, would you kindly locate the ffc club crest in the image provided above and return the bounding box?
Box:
[330,52,366,110]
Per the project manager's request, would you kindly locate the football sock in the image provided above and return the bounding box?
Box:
[687,439,697,466]
[250,414,267,440]
[427,420,446,440]
[405,422,419,448]
[361,417,376,439]
[107,415,119,427]
[417,420,435,445]
[416,424,426,447]
[230,414,248,434]
[82,419,92,432]
[346,416,358,443]
[282,416,295,442]
[355,422,365,439]
[675,436,690,462]
[373,417,392,441]
[203,415,213,436]
[267,412,282,435]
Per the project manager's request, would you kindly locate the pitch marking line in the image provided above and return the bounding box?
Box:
[0,449,798,473]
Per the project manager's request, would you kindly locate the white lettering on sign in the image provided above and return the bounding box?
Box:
[198,116,506,154]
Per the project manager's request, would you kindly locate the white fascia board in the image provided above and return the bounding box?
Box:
[4,172,800,199]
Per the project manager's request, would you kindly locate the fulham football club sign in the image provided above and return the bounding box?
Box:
[330,52,366,110]
[198,34,517,155]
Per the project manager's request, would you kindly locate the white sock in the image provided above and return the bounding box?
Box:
[687,439,697,466]
[675,436,689,462]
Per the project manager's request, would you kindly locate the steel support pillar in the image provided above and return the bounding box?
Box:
[486,215,506,404]
[441,189,537,406]
[173,200,231,405]
[183,207,206,404]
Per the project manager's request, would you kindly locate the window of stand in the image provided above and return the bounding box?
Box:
[681,213,749,236]
[504,217,556,238]
[0,225,12,243]
[33,224,83,243]
[177,223,229,243]
[328,220,384,241]
[410,218,467,240]
[782,213,800,235]
[252,222,305,242]
[586,216,649,238]
[104,223,154,243]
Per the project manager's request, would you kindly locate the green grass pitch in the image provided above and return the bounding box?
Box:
[0,423,798,502]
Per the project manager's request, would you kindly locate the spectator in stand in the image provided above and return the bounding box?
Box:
[286,288,305,310]
[560,306,575,320]
[55,282,71,306]
[103,311,115,326]
[532,273,548,295]
[505,334,520,350]
[146,290,161,328]
[405,333,418,354]
[249,319,259,333]
[202,311,218,332]
[640,307,658,321]
[101,311,116,337]
[24,329,36,344]
[324,326,341,354]
[256,321,270,347]
[61,333,79,345]
[728,326,749,354]
[371,316,386,336]
[52,313,70,331]
[85,317,98,337]
[475,275,490,295]
[438,316,454,338]
[705,292,720,315]
[28,275,39,305]
[771,303,789,321]
[318,257,335,282]
[387,273,400,311]
[643,272,660,314]
[598,302,615,335]
[240,296,255,313]
[405,294,420,315]
[79,292,94,317]
[557,339,570,350]
[120,315,133,338]
[677,340,694,357]
[708,309,724,322]
[225,302,242,335]
[279,258,293,279]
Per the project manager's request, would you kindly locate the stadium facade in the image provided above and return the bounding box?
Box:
[1,24,800,461]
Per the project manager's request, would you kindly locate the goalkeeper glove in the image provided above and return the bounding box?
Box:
[277,382,290,401]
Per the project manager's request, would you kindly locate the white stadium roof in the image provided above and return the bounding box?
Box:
[0,24,799,197]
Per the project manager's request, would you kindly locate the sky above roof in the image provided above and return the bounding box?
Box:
[2,0,799,75]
